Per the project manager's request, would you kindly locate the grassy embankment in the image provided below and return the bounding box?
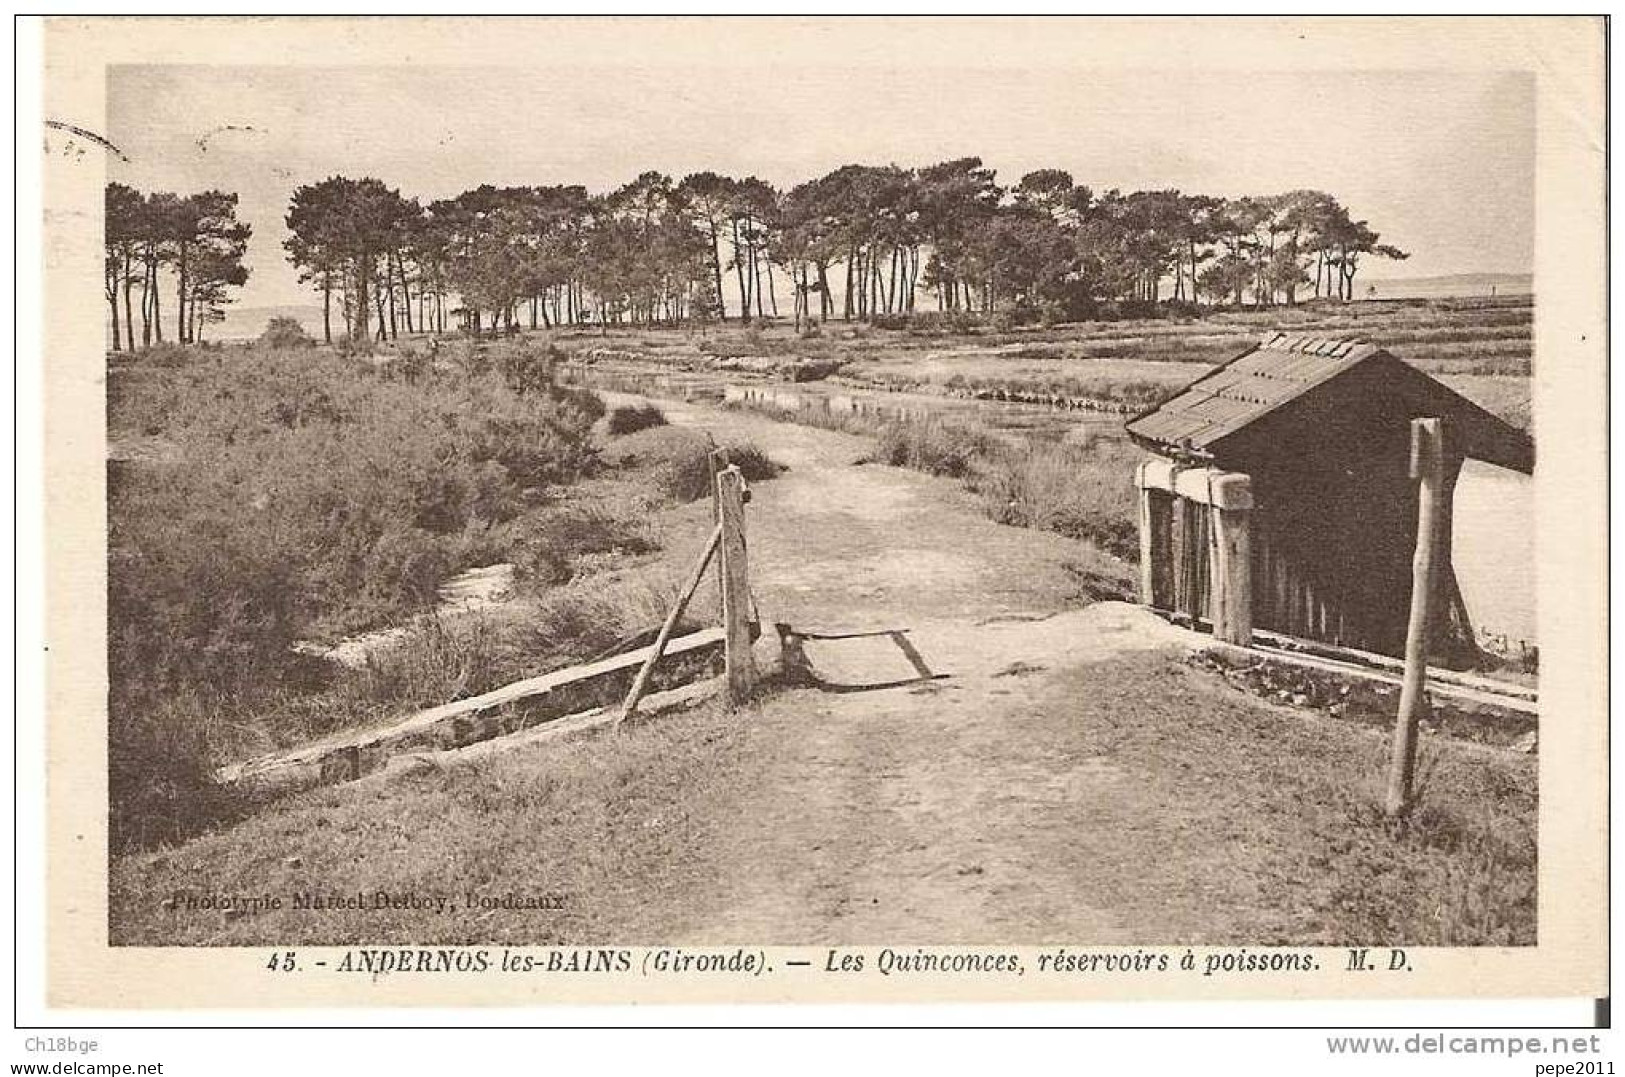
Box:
[108,333,778,851]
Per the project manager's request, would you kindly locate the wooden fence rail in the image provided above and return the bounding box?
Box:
[217,627,726,794]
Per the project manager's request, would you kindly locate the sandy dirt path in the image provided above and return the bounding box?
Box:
[108,389,1536,951]
[600,391,1194,944]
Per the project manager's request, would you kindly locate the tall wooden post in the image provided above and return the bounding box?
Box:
[1386,418,1444,818]
[709,447,729,623]
[1208,472,1254,645]
[716,464,757,703]
[1134,462,1174,609]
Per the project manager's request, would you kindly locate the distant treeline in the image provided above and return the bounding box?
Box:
[104,184,251,351]
[107,160,1412,348]
[283,163,1409,341]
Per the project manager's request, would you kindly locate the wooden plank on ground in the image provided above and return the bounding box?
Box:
[421,678,721,770]
[1250,628,1536,701]
[1205,639,1537,717]
[217,626,725,789]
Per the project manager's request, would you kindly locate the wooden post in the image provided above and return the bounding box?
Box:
[708,447,729,623]
[617,525,721,726]
[1208,472,1253,645]
[716,464,757,702]
[1386,418,1444,818]
[708,447,729,527]
[1134,462,1174,609]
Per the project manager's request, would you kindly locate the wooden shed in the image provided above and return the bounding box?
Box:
[1124,333,1534,663]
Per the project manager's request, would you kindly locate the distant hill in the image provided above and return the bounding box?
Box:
[1362,273,1533,300]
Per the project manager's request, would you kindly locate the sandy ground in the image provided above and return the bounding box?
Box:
[294,563,516,669]
[599,391,1204,943]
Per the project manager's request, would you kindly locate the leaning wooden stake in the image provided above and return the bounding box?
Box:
[716,464,758,703]
[617,525,721,726]
[1386,417,1445,818]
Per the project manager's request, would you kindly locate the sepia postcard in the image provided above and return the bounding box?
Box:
[31,15,1607,1010]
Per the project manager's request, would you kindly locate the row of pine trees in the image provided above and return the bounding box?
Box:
[104,183,250,350]
[107,158,1409,348]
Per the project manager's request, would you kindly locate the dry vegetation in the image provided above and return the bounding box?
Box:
[107,338,778,850]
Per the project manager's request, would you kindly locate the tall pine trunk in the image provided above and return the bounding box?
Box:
[887,246,898,313]
[731,220,751,324]
[122,251,135,351]
[175,243,188,344]
[140,259,150,346]
[353,256,370,341]
[399,255,414,334]
[709,223,727,322]
[385,263,397,340]
[107,279,120,351]
[750,237,765,320]
[151,260,163,344]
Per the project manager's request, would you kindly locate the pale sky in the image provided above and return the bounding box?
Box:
[107,64,1534,310]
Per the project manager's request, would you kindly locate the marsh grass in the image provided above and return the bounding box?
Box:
[974,437,1141,559]
[724,397,1143,560]
[514,504,658,586]
[872,415,997,478]
[603,423,785,503]
[109,342,602,667]
[106,340,775,850]
[605,402,668,436]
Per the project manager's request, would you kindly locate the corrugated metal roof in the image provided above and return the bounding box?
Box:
[1124,331,1534,474]
[1125,333,1375,452]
